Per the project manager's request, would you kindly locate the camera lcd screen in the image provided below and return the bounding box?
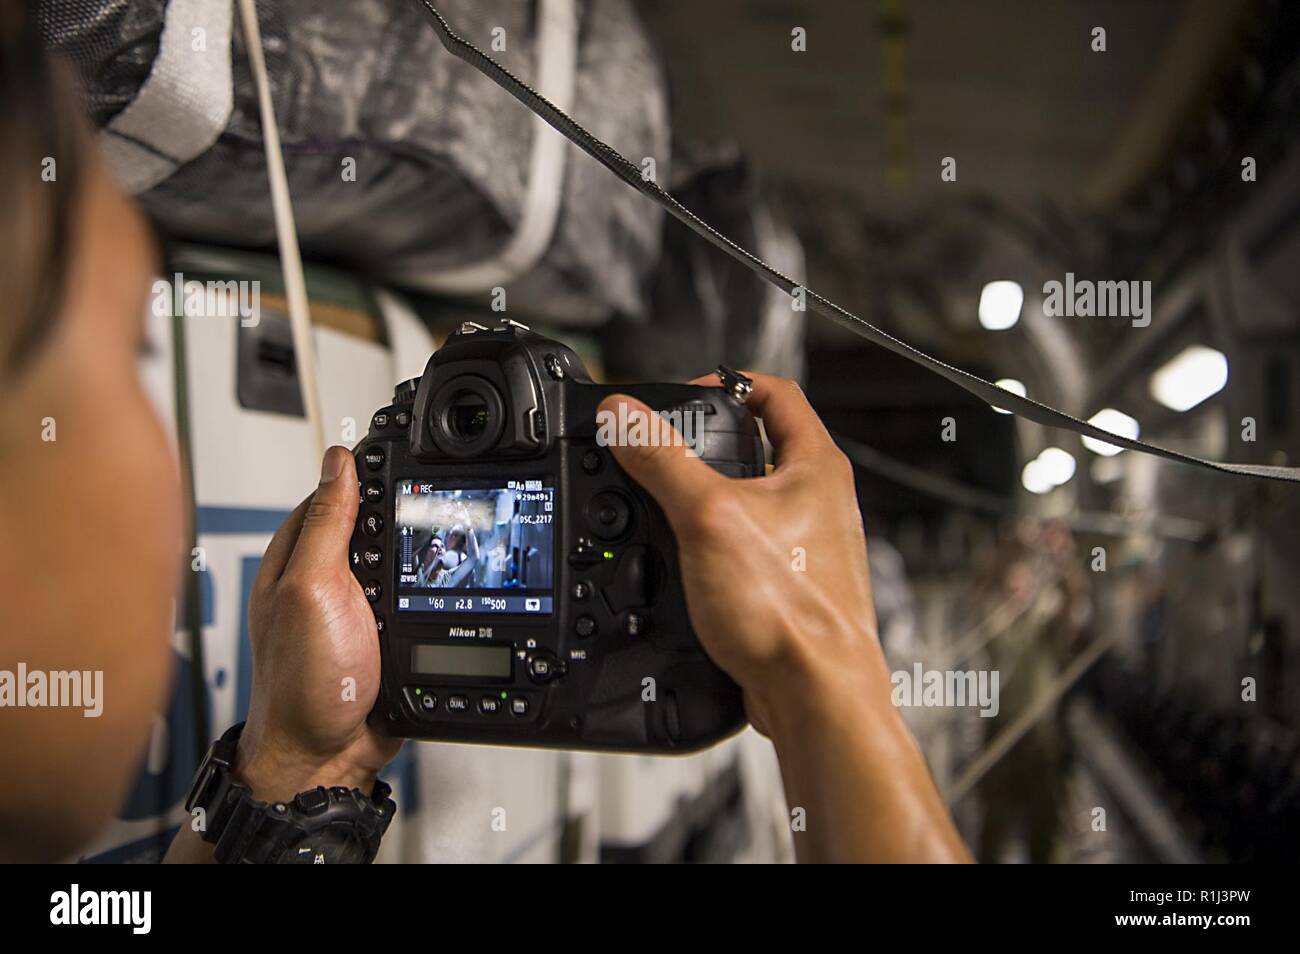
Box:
[411,643,513,679]
[394,479,555,615]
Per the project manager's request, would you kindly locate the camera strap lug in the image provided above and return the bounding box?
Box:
[716,366,754,404]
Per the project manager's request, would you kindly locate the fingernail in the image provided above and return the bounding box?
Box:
[320,446,345,484]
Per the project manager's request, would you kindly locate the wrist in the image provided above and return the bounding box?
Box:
[234,726,378,803]
[747,627,907,748]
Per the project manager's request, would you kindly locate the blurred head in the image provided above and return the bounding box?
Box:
[0,9,183,860]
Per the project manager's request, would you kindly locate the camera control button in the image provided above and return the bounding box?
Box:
[478,696,501,715]
[373,614,386,635]
[446,694,470,712]
[586,490,631,540]
[510,696,530,717]
[575,615,597,638]
[623,612,650,638]
[572,581,591,600]
[527,651,560,684]
[581,449,603,474]
[395,410,411,429]
[363,480,385,504]
[372,411,391,430]
[363,513,384,536]
[418,691,438,713]
[363,447,385,470]
[363,581,382,603]
[363,547,383,570]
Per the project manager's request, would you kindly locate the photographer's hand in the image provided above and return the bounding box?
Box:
[166,447,401,862]
[598,376,970,863]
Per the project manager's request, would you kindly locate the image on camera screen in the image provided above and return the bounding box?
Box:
[394,480,555,614]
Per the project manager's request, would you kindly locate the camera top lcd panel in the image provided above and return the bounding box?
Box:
[351,320,765,753]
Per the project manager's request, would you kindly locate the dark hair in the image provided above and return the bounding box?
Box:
[0,5,86,374]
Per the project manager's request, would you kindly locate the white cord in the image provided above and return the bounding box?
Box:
[406,0,576,293]
[235,0,326,461]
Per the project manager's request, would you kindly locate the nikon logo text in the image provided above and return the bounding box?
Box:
[50,884,151,934]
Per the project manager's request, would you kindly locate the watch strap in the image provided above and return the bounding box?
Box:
[185,722,395,864]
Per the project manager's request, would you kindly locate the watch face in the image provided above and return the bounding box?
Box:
[275,825,368,865]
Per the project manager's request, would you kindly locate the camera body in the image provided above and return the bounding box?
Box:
[350,320,764,753]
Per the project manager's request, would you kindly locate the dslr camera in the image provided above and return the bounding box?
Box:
[350,319,764,752]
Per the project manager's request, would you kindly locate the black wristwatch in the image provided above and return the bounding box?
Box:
[184,722,396,864]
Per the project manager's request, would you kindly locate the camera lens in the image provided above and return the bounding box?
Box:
[445,390,491,442]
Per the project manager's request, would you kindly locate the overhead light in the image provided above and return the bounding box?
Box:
[1149,345,1228,411]
[1021,446,1076,494]
[1036,446,1076,485]
[1082,407,1140,456]
[992,378,1025,414]
[1021,459,1054,495]
[979,281,1023,331]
